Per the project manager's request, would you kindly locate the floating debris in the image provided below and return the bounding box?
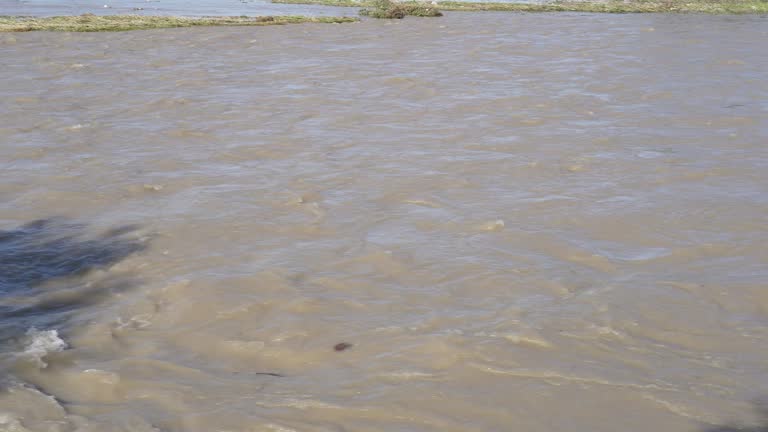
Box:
[143,184,163,192]
[477,219,505,232]
[334,342,353,351]
[403,199,441,208]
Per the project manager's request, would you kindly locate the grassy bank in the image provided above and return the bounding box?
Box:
[0,15,358,32]
[361,0,443,17]
[272,0,768,14]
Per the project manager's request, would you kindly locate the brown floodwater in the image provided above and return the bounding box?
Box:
[0,0,361,18]
[1,12,768,432]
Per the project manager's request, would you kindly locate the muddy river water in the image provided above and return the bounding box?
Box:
[1,11,768,432]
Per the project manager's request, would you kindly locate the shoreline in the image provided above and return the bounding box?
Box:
[2,0,764,32]
[0,15,358,32]
[272,0,768,14]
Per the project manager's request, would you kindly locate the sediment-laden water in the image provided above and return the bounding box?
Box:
[0,0,360,18]
[1,12,767,432]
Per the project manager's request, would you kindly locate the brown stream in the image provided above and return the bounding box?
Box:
[1,12,767,432]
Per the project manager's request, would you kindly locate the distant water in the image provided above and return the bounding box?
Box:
[0,0,360,17]
[1,0,547,17]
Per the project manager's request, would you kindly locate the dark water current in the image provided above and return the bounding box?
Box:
[1,11,767,432]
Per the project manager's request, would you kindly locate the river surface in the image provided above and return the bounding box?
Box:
[0,0,361,18]
[3,0,541,17]
[1,11,768,432]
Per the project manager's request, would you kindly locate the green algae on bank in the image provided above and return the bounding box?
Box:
[0,15,358,32]
[272,0,768,14]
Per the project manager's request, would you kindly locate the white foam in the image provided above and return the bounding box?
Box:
[0,413,32,432]
[20,329,68,368]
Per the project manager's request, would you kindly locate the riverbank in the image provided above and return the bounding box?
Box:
[272,0,768,14]
[0,15,357,32]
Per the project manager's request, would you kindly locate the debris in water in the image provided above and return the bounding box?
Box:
[477,219,505,232]
[403,199,441,208]
[334,342,353,352]
[143,184,163,191]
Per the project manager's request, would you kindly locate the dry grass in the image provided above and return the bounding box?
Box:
[0,14,358,32]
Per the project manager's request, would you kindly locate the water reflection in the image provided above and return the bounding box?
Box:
[0,218,148,344]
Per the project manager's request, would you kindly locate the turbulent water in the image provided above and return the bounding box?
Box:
[1,11,768,432]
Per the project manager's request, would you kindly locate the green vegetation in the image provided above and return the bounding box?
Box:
[360,0,442,18]
[0,14,358,32]
[272,0,768,14]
